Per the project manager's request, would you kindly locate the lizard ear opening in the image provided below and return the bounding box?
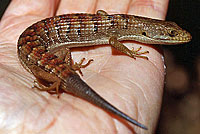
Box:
[142,32,147,36]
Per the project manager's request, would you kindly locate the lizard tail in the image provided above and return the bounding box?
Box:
[61,72,147,130]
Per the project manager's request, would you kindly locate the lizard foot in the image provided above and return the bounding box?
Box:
[130,47,149,60]
[72,58,94,76]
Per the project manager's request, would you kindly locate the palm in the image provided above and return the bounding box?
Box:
[0,0,168,133]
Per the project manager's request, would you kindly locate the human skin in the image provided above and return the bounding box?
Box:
[0,0,168,133]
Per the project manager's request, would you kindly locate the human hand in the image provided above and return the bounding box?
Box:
[0,0,168,133]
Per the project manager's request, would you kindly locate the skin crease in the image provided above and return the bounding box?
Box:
[0,0,168,133]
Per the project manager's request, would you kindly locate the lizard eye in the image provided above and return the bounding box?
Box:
[168,30,178,37]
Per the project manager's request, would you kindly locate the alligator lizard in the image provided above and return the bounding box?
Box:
[17,10,192,130]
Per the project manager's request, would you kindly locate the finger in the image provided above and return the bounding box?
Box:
[96,0,168,132]
[96,0,131,13]
[0,0,60,42]
[127,0,169,68]
[128,0,169,19]
[126,0,168,132]
[126,0,169,69]
[56,0,96,15]
[96,0,168,18]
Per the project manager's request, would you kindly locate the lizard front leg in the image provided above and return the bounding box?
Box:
[109,36,149,59]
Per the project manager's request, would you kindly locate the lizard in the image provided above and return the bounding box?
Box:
[17,10,192,130]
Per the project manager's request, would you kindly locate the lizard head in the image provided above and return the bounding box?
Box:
[117,16,192,45]
[144,21,192,44]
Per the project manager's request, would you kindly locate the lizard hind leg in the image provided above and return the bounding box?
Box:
[30,65,61,97]
[71,58,94,76]
[96,10,108,15]
[34,77,61,95]
[52,47,93,76]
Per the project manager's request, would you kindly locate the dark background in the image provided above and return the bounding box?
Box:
[158,0,200,134]
[1,0,199,134]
